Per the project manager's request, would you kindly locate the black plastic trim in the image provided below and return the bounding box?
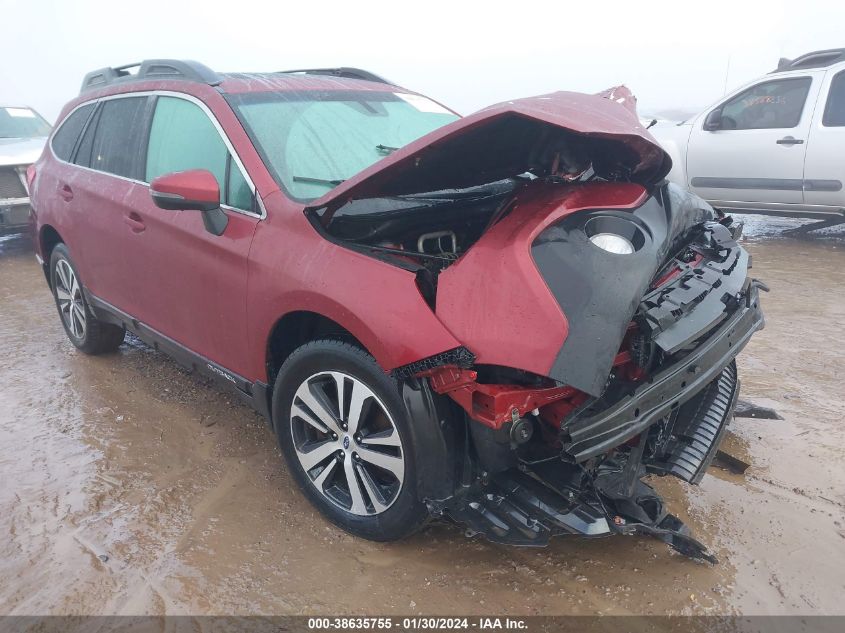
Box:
[804,179,843,192]
[564,285,764,462]
[692,177,843,192]
[87,294,271,422]
[401,378,462,504]
[772,48,845,72]
[391,346,476,380]
[531,187,716,396]
[80,60,222,94]
[692,177,803,191]
[662,361,740,484]
[277,67,395,86]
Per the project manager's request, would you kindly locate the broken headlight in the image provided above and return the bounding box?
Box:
[584,215,644,255]
[588,233,635,254]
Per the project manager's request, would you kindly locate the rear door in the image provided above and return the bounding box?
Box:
[62,95,152,314]
[686,74,820,206]
[803,69,845,209]
[126,94,259,377]
[39,100,96,254]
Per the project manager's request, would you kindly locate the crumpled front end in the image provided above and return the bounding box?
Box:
[407,182,765,562]
[307,82,765,560]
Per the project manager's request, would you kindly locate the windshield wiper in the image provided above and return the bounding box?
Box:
[376,144,399,155]
[292,176,345,187]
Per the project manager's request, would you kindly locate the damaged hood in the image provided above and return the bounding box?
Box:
[306,87,671,210]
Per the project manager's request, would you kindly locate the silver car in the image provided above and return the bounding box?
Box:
[1,106,50,234]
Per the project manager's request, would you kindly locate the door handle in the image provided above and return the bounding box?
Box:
[776,136,804,145]
[58,183,73,201]
[123,212,146,233]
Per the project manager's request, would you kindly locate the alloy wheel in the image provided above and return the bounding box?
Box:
[290,371,405,516]
[55,259,86,339]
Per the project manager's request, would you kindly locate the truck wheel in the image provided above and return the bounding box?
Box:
[272,339,428,541]
[49,244,125,354]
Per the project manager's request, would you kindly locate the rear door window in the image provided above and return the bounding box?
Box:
[145,96,252,211]
[719,77,812,130]
[823,71,845,126]
[51,103,95,162]
[89,97,149,179]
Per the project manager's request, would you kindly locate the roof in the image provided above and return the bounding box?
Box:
[80,59,400,95]
[772,49,845,73]
[217,72,405,95]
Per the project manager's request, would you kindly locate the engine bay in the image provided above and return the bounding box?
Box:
[312,179,519,273]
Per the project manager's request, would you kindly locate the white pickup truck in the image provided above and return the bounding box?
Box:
[651,49,845,221]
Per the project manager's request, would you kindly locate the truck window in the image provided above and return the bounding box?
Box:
[822,71,845,127]
[719,77,811,130]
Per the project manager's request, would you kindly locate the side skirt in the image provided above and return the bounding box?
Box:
[86,294,273,424]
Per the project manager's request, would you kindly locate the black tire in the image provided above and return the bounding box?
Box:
[49,243,125,355]
[272,339,429,541]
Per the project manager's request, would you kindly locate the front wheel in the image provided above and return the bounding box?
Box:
[272,340,428,541]
[49,243,125,354]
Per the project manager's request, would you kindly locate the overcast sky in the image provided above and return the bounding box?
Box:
[2,0,842,123]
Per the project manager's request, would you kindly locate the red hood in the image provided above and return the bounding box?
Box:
[306,86,671,211]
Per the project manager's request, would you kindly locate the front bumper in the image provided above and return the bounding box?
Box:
[0,200,31,234]
[564,280,765,462]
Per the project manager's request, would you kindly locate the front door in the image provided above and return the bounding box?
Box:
[686,75,819,206]
[124,94,260,378]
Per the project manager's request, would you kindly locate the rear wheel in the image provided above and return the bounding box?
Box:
[49,244,125,354]
[273,340,428,541]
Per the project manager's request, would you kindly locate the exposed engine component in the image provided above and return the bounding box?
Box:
[509,417,534,445]
[418,230,458,256]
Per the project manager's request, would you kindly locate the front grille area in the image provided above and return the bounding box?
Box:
[660,360,739,484]
[0,167,27,200]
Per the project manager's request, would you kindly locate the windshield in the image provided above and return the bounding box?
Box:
[227,90,459,201]
[0,107,51,139]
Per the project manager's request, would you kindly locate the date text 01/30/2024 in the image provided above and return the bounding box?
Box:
[307,617,528,630]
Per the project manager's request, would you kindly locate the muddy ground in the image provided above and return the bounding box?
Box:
[0,216,844,617]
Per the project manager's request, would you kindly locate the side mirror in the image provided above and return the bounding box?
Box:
[703,109,723,131]
[150,169,228,235]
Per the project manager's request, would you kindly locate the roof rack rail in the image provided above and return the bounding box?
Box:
[772,48,845,73]
[80,59,222,94]
[277,67,395,86]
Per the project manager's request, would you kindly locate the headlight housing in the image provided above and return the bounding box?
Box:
[588,232,635,255]
[584,215,645,255]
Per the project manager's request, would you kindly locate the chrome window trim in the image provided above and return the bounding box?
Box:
[48,90,266,220]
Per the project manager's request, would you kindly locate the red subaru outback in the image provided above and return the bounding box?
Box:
[29,60,765,561]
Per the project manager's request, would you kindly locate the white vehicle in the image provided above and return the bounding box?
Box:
[1,106,50,234]
[652,49,845,221]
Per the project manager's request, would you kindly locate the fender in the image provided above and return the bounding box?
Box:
[247,191,462,383]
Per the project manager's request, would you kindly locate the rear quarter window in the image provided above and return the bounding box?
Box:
[51,103,95,161]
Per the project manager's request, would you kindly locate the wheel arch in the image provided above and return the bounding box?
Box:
[265,310,366,387]
[38,224,65,287]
